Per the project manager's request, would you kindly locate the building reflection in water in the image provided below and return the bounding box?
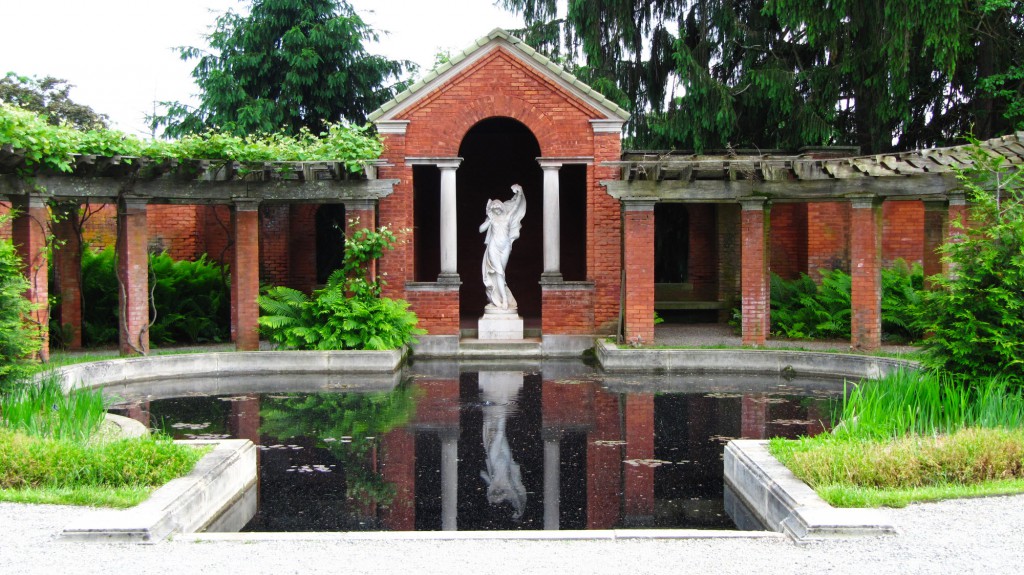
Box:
[121,365,837,532]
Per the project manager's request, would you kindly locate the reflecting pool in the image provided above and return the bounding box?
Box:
[108,359,841,532]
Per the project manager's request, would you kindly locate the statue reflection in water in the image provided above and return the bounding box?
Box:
[478,372,527,519]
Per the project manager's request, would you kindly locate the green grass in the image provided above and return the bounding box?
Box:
[0,428,209,507]
[769,370,1024,507]
[770,428,1024,507]
[0,372,107,442]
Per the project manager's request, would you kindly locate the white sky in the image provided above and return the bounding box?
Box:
[0,0,523,137]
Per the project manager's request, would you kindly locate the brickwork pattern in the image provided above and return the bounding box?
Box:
[231,208,260,351]
[116,203,149,355]
[717,204,741,317]
[147,205,201,260]
[807,202,850,275]
[259,205,291,286]
[850,202,883,350]
[289,205,317,292]
[200,205,233,264]
[587,387,623,529]
[923,201,948,287]
[688,204,719,297]
[52,213,83,349]
[623,208,655,344]
[12,201,50,360]
[769,203,808,279]
[882,200,924,266]
[541,381,594,429]
[0,202,10,240]
[741,205,770,346]
[405,288,460,334]
[380,429,416,530]
[541,286,595,334]
[741,394,768,439]
[81,203,118,250]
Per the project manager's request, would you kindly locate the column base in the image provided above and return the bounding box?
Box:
[479,308,524,340]
[437,273,462,285]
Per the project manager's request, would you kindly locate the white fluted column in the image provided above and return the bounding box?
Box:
[539,160,562,279]
[441,429,459,531]
[438,161,461,280]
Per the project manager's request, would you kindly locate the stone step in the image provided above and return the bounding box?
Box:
[461,328,542,338]
[458,337,543,359]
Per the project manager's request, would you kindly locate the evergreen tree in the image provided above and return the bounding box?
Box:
[153,0,415,137]
[502,0,1024,153]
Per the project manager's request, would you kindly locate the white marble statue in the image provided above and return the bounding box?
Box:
[479,184,526,311]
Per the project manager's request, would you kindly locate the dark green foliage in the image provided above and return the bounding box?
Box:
[259,225,424,351]
[153,0,414,137]
[0,72,108,129]
[502,0,1024,152]
[917,144,1024,383]
[0,216,41,389]
[81,248,230,347]
[768,263,924,341]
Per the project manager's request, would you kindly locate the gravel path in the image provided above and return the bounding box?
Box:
[3,494,1023,575]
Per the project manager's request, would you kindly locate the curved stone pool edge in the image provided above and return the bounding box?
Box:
[593,339,917,379]
[46,343,912,542]
[724,440,898,541]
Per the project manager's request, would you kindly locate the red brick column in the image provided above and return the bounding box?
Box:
[117,197,149,356]
[850,195,883,350]
[231,200,260,351]
[622,200,655,344]
[591,130,624,332]
[381,429,416,530]
[587,387,623,529]
[624,393,655,522]
[12,195,50,360]
[376,124,413,300]
[922,199,948,289]
[740,198,770,346]
[946,192,968,277]
[229,397,260,443]
[52,206,83,349]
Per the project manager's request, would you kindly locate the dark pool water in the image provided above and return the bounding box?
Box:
[108,360,840,532]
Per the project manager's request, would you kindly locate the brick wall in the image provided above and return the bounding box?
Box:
[770,203,808,279]
[289,205,317,292]
[882,200,924,266]
[688,204,718,297]
[147,205,201,259]
[259,205,291,286]
[807,202,850,276]
[200,205,233,264]
[81,203,118,250]
[405,286,460,334]
[0,202,10,240]
[541,283,595,334]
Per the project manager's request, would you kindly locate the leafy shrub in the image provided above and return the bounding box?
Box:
[917,143,1024,383]
[0,214,41,389]
[81,248,230,347]
[259,224,424,350]
[767,262,924,341]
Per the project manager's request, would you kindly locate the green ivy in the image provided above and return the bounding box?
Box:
[0,102,383,177]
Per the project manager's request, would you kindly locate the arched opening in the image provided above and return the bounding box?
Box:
[315,204,346,284]
[457,118,543,324]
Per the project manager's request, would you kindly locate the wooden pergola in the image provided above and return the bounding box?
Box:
[602,132,1023,348]
[0,150,395,359]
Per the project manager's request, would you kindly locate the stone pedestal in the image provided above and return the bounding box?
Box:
[478,308,524,340]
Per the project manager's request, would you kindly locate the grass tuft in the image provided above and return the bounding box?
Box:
[0,372,106,442]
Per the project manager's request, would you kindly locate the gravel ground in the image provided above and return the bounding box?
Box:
[2,494,1023,575]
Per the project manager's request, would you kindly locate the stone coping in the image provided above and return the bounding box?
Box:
[52,349,407,392]
[724,440,897,541]
[594,339,914,379]
[60,439,257,544]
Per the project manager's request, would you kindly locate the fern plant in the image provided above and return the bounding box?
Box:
[258,224,424,351]
[0,213,41,389]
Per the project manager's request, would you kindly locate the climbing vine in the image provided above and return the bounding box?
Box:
[0,102,383,176]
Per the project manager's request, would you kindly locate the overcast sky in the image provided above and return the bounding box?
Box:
[0,0,523,137]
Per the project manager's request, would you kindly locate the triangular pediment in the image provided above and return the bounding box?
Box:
[368,28,630,125]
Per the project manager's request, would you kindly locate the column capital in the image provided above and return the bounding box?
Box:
[621,197,656,211]
[846,193,881,209]
[232,198,261,212]
[738,196,769,211]
[343,199,376,211]
[375,120,410,135]
[406,157,463,169]
[119,196,150,212]
[537,156,594,169]
[590,119,625,134]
